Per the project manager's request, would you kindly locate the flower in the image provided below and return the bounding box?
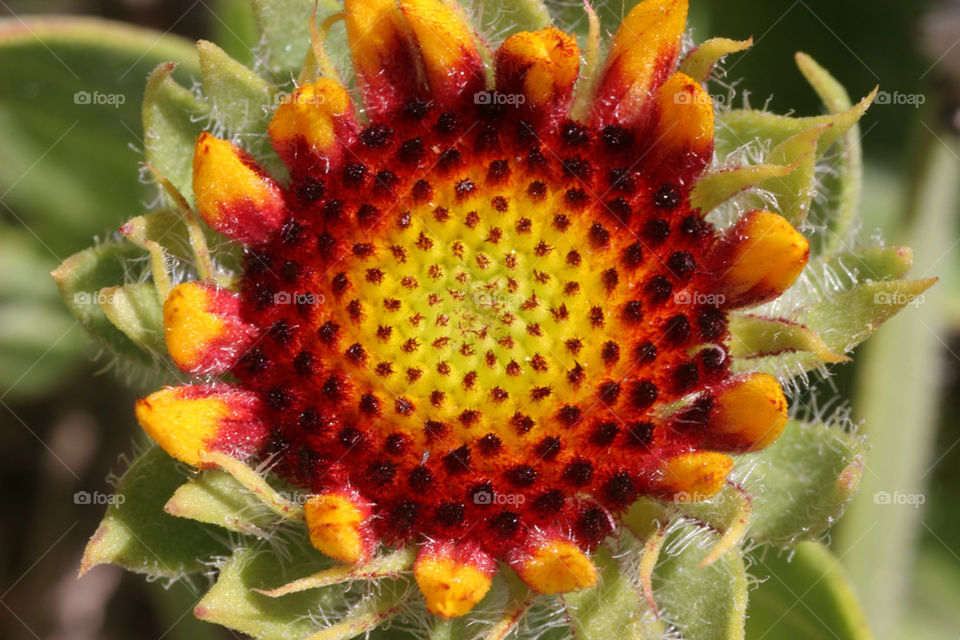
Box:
[57,0,937,635]
[132,0,809,617]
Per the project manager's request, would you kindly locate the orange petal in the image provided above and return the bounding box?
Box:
[192,133,285,245]
[707,210,811,309]
[702,373,789,453]
[304,490,375,564]
[651,71,714,178]
[163,282,256,375]
[510,536,597,594]
[494,27,579,128]
[344,0,420,116]
[414,542,495,617]
[592,0,688,128]
[135,385,265,467]
[654,451,733,502]
[268,78,358,172]
[399,0,485,109]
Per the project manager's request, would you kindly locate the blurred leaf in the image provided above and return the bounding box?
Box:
[654,521,748,640]
[746,542,872,640]
[0,17,199,256]
[736,419,864,545]
[211,0,259,66]
[81,447,232,578]
[0,227,85,400]
[836,127,955,639]
[251,0,339,81]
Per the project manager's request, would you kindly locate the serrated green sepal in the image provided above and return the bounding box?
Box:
[679,37,752,84]
[52,242,156,364]
[563,546,655,639]
[736,418,864,545]
[728,313,849,368]
[143,63,210,208]
[198,39,274,135]
[97,283,165,355]
[165,468,281,535]
[653,521,748,640]
[80,447,232,578]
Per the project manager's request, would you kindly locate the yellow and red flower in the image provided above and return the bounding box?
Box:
[138,0,806,617]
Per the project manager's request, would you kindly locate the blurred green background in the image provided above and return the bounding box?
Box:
[0,0,957,638]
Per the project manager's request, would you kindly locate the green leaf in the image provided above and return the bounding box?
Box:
[81,446,232,578]
[98,283,165,355]
[251,0,339,81]
[654,521,748,640]
[211,0,259,67]
[0,17,199,256]
[564,546,652,639]
[143,63,210,208]
[736,419,864,545]
[51,241,156,364]
[198,39,273,135]
[746,542,872,640]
